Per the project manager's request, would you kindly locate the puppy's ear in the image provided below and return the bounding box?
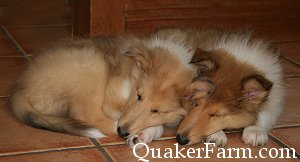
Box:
[185,77,216,101]
[190,48,217,75]
[122,44,152,72]
[238,74,273,111]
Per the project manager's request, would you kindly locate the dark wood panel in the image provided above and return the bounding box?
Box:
[72,0,300,40]
[126,7,300,22]
[72,0,90,36]
[125,0,300,11]
[126,19,300,42]
[72,0,126,36]
[90,0,126,35]
[125,0,300,42]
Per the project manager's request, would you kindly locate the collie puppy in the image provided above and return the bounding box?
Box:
[154,28,284,147]
[10,35,196,146]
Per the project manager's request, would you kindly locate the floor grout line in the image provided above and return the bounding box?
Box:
[0,25,30,62]
[101,143,126,147]
[284,75,300,78]
[274,124,300,129]
[0,145,96,157]
[280,55,300,67]
[268,134,300,159]
[99,142,126,147]
[90,139,114,162]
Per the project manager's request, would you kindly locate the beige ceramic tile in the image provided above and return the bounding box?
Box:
[0,148,108,162]
[281,58,300,76]
[276,77,300,127]
[0,31,19,57]
[278,42,300,65]
[0,57,26,96]
[270,127,300,154]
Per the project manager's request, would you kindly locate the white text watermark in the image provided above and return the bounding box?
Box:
[132,142,297,162]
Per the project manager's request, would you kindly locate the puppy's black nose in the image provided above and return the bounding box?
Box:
[176,134,189,145]
[117,127,129,138]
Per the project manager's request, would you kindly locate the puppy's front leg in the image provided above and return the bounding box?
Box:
[242,125,268,146]
[242,105,281,146]
[127,126,164,149]
[205,130,228,147]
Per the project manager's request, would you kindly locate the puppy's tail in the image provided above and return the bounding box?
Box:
[10,88,104,138]
[20,112,105,138]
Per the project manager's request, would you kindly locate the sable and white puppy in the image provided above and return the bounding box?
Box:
[154,28,284,147]
[10,35,197,146]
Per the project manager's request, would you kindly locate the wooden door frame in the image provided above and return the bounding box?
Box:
[72,0,126,36]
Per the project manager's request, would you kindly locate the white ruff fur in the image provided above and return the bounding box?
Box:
[214,33,284,131]
[147,37,194,66]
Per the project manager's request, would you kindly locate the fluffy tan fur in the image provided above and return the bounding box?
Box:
[10,35,196,138]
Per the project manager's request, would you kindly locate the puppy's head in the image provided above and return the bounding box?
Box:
[117,39,196,138]
[176,49,273,145]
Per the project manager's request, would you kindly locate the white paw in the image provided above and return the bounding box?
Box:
[127,131,150,149]
[126,126,164,149]
[205,130,227,147]
[242,126,268,146]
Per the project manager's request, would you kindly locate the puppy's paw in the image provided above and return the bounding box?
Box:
[205,130,227,147]
[242,126,268,146]
[126,126,164,149]
[126,132,146,149]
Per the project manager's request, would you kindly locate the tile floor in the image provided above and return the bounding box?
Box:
[0,1,299,162]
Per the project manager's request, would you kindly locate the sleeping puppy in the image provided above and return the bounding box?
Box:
[10,35,197,147]
[154,27,284,147]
